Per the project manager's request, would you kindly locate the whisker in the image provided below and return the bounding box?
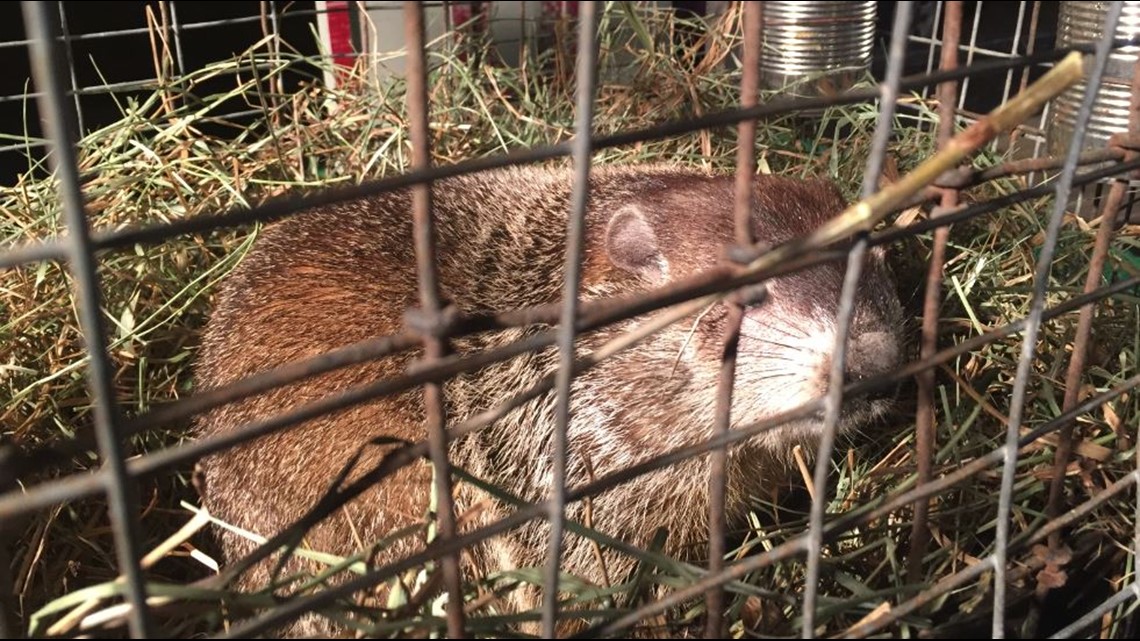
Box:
[743,315,812,339]
[738,333,824,355]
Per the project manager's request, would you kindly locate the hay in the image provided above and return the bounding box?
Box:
[2,2,1137,638]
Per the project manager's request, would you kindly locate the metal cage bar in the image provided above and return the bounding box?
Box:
[705,3,762,637]
[19,1,154,637]
[3,2,1140,638]
[401,2,466,636]
[544,1,600,637]
[801,2,914,635]
[956,0,986,112]
[910,0,962,588]
[0,42,1099,271]
[1039,33,1140,629]
[54,2,83,136]
[166,0,185,76]
[4,165,1138,519]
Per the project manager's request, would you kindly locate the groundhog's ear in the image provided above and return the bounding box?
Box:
[604,204,668,282]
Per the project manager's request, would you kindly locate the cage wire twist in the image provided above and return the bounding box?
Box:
[2,0,1140,638]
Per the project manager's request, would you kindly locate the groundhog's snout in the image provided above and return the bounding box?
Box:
[843,330,902,400]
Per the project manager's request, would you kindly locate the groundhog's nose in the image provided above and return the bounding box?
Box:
[843,331,900,388]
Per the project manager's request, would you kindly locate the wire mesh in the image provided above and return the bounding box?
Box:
[1,1,1139,639]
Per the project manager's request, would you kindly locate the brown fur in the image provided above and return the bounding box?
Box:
[191,163,906,636]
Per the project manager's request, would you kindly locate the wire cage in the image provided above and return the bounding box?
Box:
[1,1,1139,639]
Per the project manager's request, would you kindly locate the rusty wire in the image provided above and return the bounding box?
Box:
[194,263,1140,638]
[910,0,961,588]
[401,3,467,636]
[4,139,1137,531]
[2,37,1132,274]
[1,137,1137,514]
[1035,21,1140,637]
[706,3,762,637]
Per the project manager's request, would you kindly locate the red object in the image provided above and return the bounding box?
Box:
[323,1,355,71]
[544,1,579,19]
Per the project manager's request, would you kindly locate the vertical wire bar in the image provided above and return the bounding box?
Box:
[956,0,984,112]
[1001,1,1027,104]
[156,2,174,92]
[267,1,283,95]
[518,0,526,72]
[921,1,944,102]
[1043,47,1140,570]
[908,0,961,587]
[1016,0,1044,94]
[705,4,761,637]
[166,1,185,76]
[1038,25,1140,637]
[543,2,598,637]
[1010,1,1042,153]
[55,2,84,136]
[401,3,467,637]
[800,3,913,636]
[268,1,281,40]
[20,2,153,638]
[1016,1,1043,98]
[1027,2,1050,169]
[990,3,1125,637]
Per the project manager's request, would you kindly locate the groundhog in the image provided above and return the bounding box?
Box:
[191,162,907,637]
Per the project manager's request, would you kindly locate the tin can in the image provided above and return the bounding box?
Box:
[759,1,877,97]
[1047,1,1140,158]
[1047,1,1140,221]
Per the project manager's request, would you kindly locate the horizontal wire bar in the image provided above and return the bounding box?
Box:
[846,460,1140,637]
[190,305,1140,637]
[6,7,1139,639]
[843,559,996,638]
[2,40,1127,273]
[5,154,1138,448]
[1026,471,1140,549]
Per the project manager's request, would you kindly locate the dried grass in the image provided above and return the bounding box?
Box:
[2,3,1137,638]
